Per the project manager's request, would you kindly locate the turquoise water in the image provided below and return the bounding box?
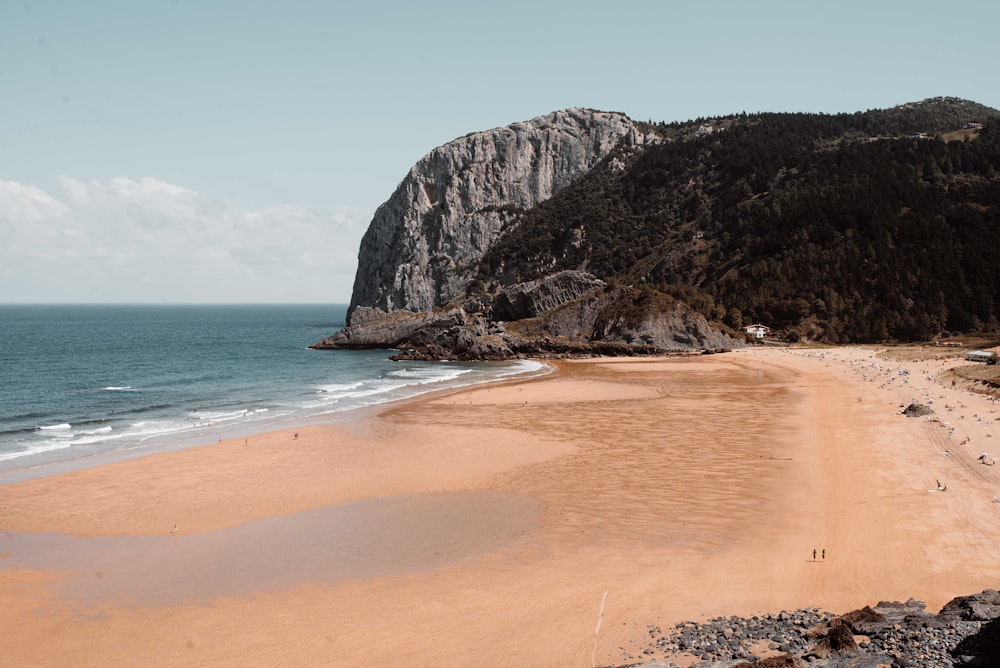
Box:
[0,304,544,477]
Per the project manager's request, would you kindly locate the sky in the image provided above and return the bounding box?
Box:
[2,0,998,303]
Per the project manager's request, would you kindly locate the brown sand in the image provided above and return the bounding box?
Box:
[2,348,1000,666]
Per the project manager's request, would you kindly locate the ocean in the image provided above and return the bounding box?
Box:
[0,304,546,480]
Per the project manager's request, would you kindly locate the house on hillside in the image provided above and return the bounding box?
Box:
[743,324,771,338]
[966,122,984,130]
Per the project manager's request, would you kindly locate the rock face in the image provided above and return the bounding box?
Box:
[347,108,644,320]
[490,271,607,321]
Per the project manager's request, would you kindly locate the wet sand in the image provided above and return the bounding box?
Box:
[2,348,1000,666]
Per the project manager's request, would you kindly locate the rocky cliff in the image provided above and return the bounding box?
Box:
[347,108,645,320]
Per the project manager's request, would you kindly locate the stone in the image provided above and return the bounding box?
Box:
[940,589,1000,622]
[902,403,933,417]
[841,605,887,635]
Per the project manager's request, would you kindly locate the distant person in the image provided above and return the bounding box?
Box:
[813,549,816,561]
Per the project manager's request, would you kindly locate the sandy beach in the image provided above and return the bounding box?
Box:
[3,347,1000,666]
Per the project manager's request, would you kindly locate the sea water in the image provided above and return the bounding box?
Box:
[0,304,546,479]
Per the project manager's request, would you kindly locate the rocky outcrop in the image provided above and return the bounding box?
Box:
[491,271,607,321]
[941,589,1000,621]
[507,282,742,353]
[347,108,644,320]
[316,306,438,349]
[598,306,741,351]
[313,271,741,360]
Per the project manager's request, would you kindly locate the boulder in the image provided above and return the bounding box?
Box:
[902,403,934,417]
[941,589,1000,621]
[841,605,887,635]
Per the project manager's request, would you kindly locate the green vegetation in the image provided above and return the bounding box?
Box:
[477,99,1000,343]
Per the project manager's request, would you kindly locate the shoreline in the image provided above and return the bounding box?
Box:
[0,357,553,486]
[3,347,1000,666]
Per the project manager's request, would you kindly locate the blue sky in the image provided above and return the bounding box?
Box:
[2,0,998,302]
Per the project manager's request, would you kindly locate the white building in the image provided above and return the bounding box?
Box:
[743,324,771,338]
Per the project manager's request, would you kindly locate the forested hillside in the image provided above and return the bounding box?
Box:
[476,98,1000,342]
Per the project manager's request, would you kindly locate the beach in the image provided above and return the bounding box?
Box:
[3,347,1000,666]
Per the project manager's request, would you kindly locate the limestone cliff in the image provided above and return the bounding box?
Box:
[347,108,644,320]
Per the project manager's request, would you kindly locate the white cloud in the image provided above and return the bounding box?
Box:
[0,177,366,303]
[0,181,71,222]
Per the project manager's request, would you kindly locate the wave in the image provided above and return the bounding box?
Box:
[69,433,123,446]
[119,403,174,415]
[0,441,74,462]
[128,420,193,440]
[79,426,113,435]
[73,417,112,428]
[0,425,43,438]
[498,359,548,377]
[389,367,472,382]
[102,386,135,392]
[188,408,259,423]
[37,423,71,431]
[319,382,401,401]
[307,361,549,412]
[316,381,364,394]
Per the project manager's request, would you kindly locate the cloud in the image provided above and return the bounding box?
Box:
[0,177,366,303]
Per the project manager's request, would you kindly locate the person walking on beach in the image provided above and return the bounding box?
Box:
[822,549,826,560]
[813,549,816,561]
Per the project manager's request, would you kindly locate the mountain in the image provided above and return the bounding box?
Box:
[315,98,1000,357]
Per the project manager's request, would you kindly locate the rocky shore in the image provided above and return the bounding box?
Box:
[621,590,1000,668]
[312,270,741,360]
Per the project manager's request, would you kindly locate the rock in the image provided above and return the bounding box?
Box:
[508,283,742,353]
[310,306,435,349]
[805,618,859,659]
[630,595,1000,667]
[315,274,740,359]
[940,589,1000,622]
[490,270,606,321]
[841,605,887,635]
[347,108,646,319]
[733,655,805,668]
[901,403,934,417]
